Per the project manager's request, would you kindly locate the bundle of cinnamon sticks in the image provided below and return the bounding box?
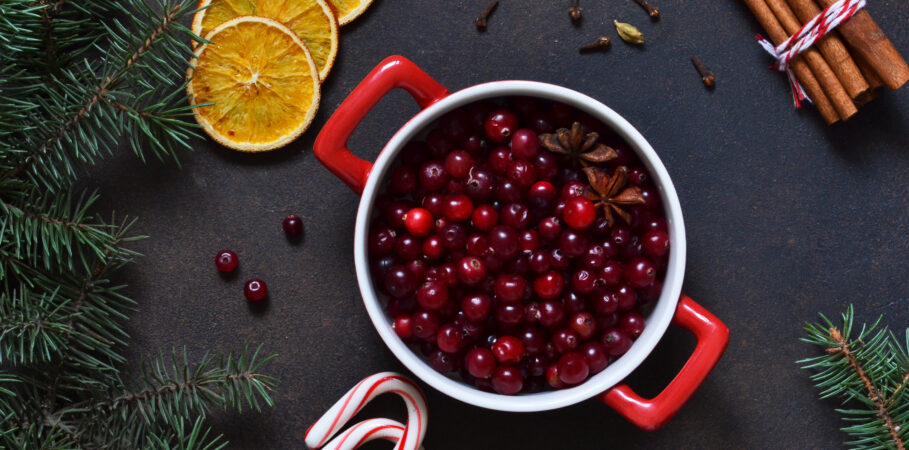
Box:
[743,0,909,124]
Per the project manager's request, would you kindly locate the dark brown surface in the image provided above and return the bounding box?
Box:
[89,0,909,448]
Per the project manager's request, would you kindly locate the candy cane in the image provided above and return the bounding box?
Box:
[305,372,428,450]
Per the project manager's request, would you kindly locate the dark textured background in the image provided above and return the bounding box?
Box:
[89,0,909,448]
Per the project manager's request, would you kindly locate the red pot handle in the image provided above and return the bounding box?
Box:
[600,294,729,431]
[314,56,450,194]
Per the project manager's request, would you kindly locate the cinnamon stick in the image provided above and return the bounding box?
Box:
[850,48,884,90]
[814,0,909,90]
[741,0,839,123]
[784,0,869,100]
[764,0,857,121]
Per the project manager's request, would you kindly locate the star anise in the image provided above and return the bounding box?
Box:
[540,122,618,168]
[582,165,645,226]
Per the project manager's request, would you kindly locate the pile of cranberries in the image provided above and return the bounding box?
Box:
[367,97,670,395]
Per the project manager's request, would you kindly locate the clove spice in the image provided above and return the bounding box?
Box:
[578,37,611,53]
[475,0,498,31]
[691,55,716,88]
[632,0,660,19]
[569,0,582,22]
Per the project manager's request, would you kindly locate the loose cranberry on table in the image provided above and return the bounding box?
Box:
[244,278,268,302]
[214,250,238,273]
[368,98,670,394]
[282,214,304,238]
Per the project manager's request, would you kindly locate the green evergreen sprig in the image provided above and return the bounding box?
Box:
[800,306,909,449]
[0,0,278,446]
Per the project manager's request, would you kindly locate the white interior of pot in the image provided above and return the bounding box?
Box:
[352,81,686,412]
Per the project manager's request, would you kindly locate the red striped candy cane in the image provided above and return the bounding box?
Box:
[304,372,428,450]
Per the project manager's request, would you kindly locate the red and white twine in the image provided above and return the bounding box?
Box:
[755,0,866,107]
[304,372,428,450]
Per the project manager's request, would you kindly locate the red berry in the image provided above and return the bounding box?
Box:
[412,310,440,340]
[491,365,523,395]
[457,256,487,285]
[557,352,589,385]
[569,312,596,340]
[642,230,670,257]
[215,250,238,273]
[620,311,647,337]
[437,323,464,353]
[492,335,525,364]
[563,197,596,230]
[444,149,474,179]
[404,208,434,236]
[471,205,498,231]
[443,194,474,222]
[394,315,413,338]
[461,293,492,322]
[417,280,449,311]
[546,363,565,389]
[533,271,564,300]
[282,214,304,238]
[624,257,656,288]
[551,328,579,353]
[581,342,610,374]
[494,274,527,303]
[466,348,496,378]
[601,328,633,356]
[510,128,541,159]
[244,278,268,302]
[484,109,518,143]
[422,235,444,260]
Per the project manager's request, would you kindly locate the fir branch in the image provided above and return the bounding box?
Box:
[801,306,909,450]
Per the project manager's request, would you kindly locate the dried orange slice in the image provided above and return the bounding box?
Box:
[326,0,372,26]
[187,16,321,152]
[192,0,339,80]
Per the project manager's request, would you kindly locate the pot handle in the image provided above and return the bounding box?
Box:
[600,294,729,431]
[314,55,450,194]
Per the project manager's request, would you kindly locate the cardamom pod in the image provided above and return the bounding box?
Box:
[614,20,644,44]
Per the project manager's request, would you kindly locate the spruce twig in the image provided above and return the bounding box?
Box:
[800,306,909,450]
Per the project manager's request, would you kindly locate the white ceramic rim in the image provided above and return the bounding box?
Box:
[352,81,686,412]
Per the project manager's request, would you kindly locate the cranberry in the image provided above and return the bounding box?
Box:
[614,284,637,311]
[526,355,547,377]
[462,134,487,155]
[557,352,589,385]
[428,349,455,373]
[388,165,417,195]
[628,167,648,186]
[528,181,557,210]
[538,216,562,240]
[492,335,525,364]
[471,205,499,231]
[563,291,586,315]
[639,279,663,303]
[507,159,538,188]
[643,230,670,258]
[551,102,574,127]
[462,293,492,322]
[552,328,579,353]
[593,291,619,315]
[440,109,472,140]
[422,193,444,216]
[571,269,597,295]
[549,248,570,270]
[385,201,409,229]
[466,233,489,257]
[569,312,596,340]
[520,326,547,355]
[495,180,523,204]
[394,315,413,338]
[457,256,487,285]
[400,141,428,168]
[601,328,633,356]
[407,259,426,282]
[282,214,304,238]
[529,112,555,134]
[491,365,523,395]
[495,303,524,327]
[443,150,474,179]
[640,187,661,210]
[534,151,559,180]
[539,301,564,328]
[581,342,610,374]
[610,224,632,247]
[465,167,496,200]
[404,208,433,236]
[466,348,496,378]
[529,250,551,274]
[488,147,514,174]
[510,129,540,159]
[443,194,474,222]
[582,244,607,269]
[394,234,421,261]
[422,236,444,260]
[244,278,268,302]
[419,161,449,191]
[519,230,540,252]
[484,109,518,143]
[494,274,527,303]
[599,260,623,286]
[558,229,588,257]
[384,266,416,298]
[624,257,656,288]
[501,203,531,229]
[563,197,596,230]
[620,311,646,337]
[488,225,519,259]
[417,280,449,311]
[546,363,565,389]
[533,271,564,300]
[439,223,467,249]
[215,250,238,273]
[368,226,396,256]
[560,181,587,200]
[412,310,440,340]
[437,323,464,353]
